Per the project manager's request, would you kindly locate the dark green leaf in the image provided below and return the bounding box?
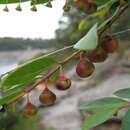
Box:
[80,97,128,110]
[74,23,98,50]
[114,88,130,98]
[1,57,56,87]
[93,0,118,5]
[82,108,118,130]
[98,7,120,33]
[93,0,110,4]
[0,0,51,5]
[122,109,130,130]
[0,91,23,105]
[3,76,39,96]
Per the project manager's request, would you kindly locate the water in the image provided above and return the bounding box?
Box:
[0,63,17,75]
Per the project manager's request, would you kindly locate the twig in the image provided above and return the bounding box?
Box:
[2,3,130,105]
[6,50,81,105]
[98,3,130,35]
[112,29,130,36]
[119,103,130,109]
[0,45,74,78]
[1,27,130,79]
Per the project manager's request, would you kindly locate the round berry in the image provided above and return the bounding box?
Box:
[23,102,38,117]
[56,74,71,90]
[39,88,56,106]
[87,48,108,63]
[101,35,119,53]
[75,0,97,14]
[76,58,95,78]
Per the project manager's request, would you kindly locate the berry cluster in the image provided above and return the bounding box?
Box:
[76,35,118,78]
[2,0,98,13]
[23,34,118,117]
[75,0,97,14]
[23,74,71,117]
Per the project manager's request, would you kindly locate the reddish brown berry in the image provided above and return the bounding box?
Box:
[120,0,127,7]
[76,58,95,78]
[75,0,97,14]
[101,35,119,53]
[55,74,71,90]
[39,88,56,105]
[87,48,108,63]
[45,1,52,8]
[23,102,38,117]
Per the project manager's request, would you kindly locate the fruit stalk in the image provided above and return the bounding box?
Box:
[6,50,81,105]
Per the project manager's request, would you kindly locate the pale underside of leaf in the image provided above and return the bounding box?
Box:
[74,23,98,51]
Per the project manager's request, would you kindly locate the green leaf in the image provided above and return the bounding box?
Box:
[78,20,91,31]
[30,0,51,5]
[0,0,51,4]
[82,108,118,130]
[114,88,130,98]
[122,109,130,130]
[74,23,98,50]
[98,7,120,33]
[93,0,118,5]
[0,91,23,105]
[1,57,56,87]
[80,97,128,110]
[3,84,23,96]
[93,0,110,4]
[3,76,40,96]
[97,0,118,16]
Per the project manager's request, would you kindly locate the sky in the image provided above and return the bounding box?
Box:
[0,0,64,39]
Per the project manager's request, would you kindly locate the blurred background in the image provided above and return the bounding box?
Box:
[0,0,130,130]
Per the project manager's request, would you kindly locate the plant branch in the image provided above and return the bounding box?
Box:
[119,103,130,109]
[112,29,130,36]
[98,3,130,35]
[0,45,74,79]
[2,3,130,105]
[6,50,81,105]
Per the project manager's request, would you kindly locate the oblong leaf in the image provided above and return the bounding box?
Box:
[0,91,23,105]
[82,108,118,130]
[0,0,50,4]
[74,23,98,50]
[80,97,128,110]
[122,109,130,130]
[1,57,56,87]
[114,88,130,98]
[3,77,39,96]
[93,0,118,5]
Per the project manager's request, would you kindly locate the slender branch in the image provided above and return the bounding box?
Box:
[43,45,74,58]
[98,3,130,35]
[0,45,74,78]
[119,103,130,109]
[6,50,81,105]
[0,27,130,79]
[2,3,130,105]
[112,29,130,36]
[2,26,130,105]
